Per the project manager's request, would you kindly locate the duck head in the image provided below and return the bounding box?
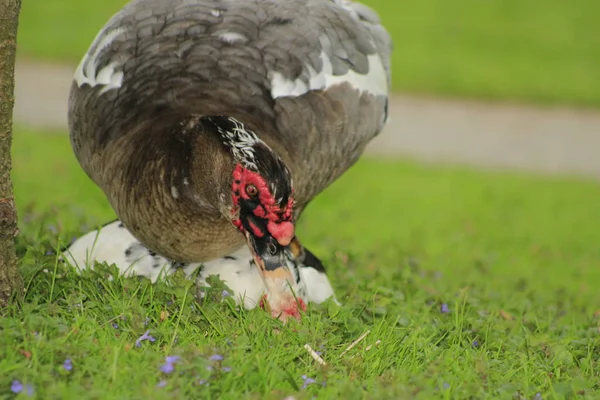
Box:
[204,116,305,320]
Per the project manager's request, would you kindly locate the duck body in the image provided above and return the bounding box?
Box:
[68,0,391,318]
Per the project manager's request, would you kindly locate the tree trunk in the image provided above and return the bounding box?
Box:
[0,0,23,307]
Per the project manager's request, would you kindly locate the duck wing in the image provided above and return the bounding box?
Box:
[69,0,392,209]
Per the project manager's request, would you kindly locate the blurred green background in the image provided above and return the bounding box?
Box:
[17,0,600,107]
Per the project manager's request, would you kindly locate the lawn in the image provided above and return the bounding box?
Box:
[2,129,600,398]
[17,0,600,107]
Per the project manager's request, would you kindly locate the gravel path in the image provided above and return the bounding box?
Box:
[14,60,600,179]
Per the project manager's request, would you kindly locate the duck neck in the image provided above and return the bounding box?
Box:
[100,113,241,261]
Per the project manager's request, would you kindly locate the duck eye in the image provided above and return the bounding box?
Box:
[245,184,258,198]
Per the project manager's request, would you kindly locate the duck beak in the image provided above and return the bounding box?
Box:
[244,231,304,320]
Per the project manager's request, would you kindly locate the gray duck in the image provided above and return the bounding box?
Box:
[68,0,392,320]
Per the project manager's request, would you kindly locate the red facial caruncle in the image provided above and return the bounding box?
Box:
[231,164,295,246]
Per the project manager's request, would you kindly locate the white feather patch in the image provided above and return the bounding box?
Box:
[269,51,388,99]
[74,27,125,92]
[218,32,248,44]
[60,221,177,282]
[60,221,338,308]
[195,248,267,310]
[301,267,339,305]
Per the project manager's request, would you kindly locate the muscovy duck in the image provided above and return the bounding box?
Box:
[68,0,391,320]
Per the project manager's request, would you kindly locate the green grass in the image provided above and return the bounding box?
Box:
[2,129,600,398]
[17,0,600,107]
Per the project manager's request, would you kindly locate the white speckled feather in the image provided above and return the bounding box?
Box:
[74,27,126,91]
[269,51,388,99]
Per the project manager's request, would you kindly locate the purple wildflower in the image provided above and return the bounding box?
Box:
[157,380,167,388]
[160,363,175,374]
[135,330,156,347]
[160,355,180,374]
[11,380,23,393]
[440,303,450,313]
[165,356,180,364]
[222,290,231,298]
[443,382,450,390]
[222,367,232,373]
[472,340,479,348]
[11,381,33,396]
[63,358,73,371]
[209,354,224,361]
[111,322,119,329]
[301,375,317,389]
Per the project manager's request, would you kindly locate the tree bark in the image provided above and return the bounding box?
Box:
[0,0,23,307]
